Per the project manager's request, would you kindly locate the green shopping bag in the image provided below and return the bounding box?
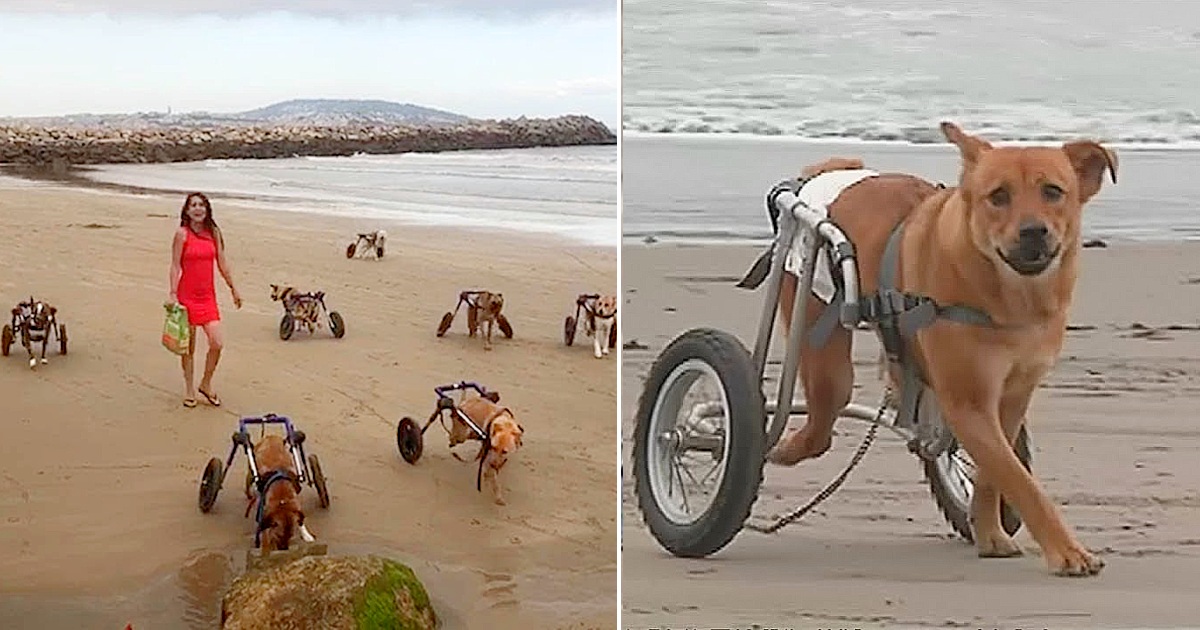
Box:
[162,302,191,355]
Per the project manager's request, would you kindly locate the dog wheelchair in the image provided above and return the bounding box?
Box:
[345,231,386,259]
[435,290,513,340]
[395,381,503,491]
[631,176,1033,558]
[563,293,618,349]
[197,414,331,532]
[2,297,68,367]
[276,291,346,341]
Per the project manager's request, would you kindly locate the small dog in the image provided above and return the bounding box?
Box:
[243,434,315,555]
[452,395,525,505]
[586,295,618,359]
[269,284,322,334]
[11,298,61,370]
[346,230,387,259]
[468,291,506,351]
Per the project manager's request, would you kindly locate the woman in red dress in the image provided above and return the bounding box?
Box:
[169,193,242,408]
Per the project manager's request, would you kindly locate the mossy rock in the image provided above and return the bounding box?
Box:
[221,553,438,630]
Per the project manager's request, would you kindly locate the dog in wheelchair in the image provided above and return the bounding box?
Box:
[346,230,387,260]
[2,297,68,370]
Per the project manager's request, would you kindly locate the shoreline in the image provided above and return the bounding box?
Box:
[0,158,619,250]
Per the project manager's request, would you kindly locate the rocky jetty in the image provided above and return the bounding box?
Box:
[0,115,616,167]
[221,546,438,630]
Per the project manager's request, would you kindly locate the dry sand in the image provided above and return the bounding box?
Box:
[622,242,1200,629]
[0,181,617,629]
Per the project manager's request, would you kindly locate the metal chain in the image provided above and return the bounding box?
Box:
[746,388,893,534]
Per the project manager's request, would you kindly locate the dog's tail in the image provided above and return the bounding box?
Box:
[800,156,866,179]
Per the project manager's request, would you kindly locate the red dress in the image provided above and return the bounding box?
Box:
[177,228,221,326]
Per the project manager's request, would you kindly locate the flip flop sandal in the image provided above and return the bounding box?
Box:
[198,388,222,407]
[183,398,198,408]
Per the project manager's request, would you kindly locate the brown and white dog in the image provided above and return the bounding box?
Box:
[586,295,618,359]
[468,291,506,351]
[346,230,387,259]
[767,122,1116,577]
[10,298,62,370]
[269,284,322,333]
[451,395,525,505]
[243,434,315,555]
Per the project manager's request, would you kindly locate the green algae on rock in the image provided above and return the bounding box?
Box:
[221,552,437,630]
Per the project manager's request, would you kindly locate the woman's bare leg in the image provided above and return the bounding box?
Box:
[182,325,198,401]
[198,321,225,396]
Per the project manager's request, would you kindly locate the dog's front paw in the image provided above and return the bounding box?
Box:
[28,358,37,369]
[976,530,1024,558]
[493,494,507,506]
[1046,542,1105,577]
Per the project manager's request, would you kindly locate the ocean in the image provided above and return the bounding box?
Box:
[74,145,619,248]
[621,0,1200,243]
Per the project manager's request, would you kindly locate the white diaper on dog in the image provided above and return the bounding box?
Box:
[783,168,878,304]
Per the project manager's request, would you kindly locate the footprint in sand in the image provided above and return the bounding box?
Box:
[482,572,519,609]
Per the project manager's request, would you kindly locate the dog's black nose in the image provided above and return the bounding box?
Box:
[1018,220,1049,243]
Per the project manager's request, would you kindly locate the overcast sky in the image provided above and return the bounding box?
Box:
[0,1,618,125]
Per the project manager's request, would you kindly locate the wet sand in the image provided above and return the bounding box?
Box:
[0,182,617,629]
[621,241,1200,629]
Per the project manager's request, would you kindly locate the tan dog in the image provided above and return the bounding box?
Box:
[243,434,315,555]
[468,291,505,351]
[269,284,321,333]
[587,295,618,359]
[767,122,1116,577]
[453,395,525,505]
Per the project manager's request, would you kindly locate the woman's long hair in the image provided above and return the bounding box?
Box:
[179,192,224,248]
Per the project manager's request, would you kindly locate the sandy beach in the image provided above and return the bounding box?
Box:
[621,241,1200,629]
[0,180,617,628]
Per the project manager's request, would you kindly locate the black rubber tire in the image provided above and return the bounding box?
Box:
[279,314,294,341]
[58,324,68,355]
[564,316,576,346]
[345,242,357,259]
[396,417,423,464]
[436,312,453,337]
[923,425,1032,543]
[198,457,223,513]
[497,314,513,339]
[329,312,346,339]
[309,454,330,509]
[608,319,618,349]
[632,327,765,558]
[1,324,11,357]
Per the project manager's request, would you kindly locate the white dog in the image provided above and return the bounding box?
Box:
[347,230,387,259]
[587,295,617,359]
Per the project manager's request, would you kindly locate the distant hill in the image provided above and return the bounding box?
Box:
[0,99,475,128]
[234,99,471,126]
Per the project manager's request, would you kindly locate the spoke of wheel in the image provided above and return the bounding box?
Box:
[672,456,692,513]
[697,459,722,486]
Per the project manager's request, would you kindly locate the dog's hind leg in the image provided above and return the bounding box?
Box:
[484,318,494,351]
[766,273,854,466]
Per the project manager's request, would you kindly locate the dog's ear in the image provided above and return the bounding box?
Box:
[940,121,992,174]
[257,515,275,532]
[1061,140,1118,203]
[48,306,56,315]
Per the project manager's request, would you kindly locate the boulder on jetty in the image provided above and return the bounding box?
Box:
[220,544,438,630]
[0,115,616,167]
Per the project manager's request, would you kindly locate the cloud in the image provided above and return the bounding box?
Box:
[0,0,614,18]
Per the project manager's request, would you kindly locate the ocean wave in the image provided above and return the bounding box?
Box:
[623,115,1200,148]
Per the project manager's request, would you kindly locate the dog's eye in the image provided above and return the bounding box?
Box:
[987,188,1010,207]
[1041,183,1064,202]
